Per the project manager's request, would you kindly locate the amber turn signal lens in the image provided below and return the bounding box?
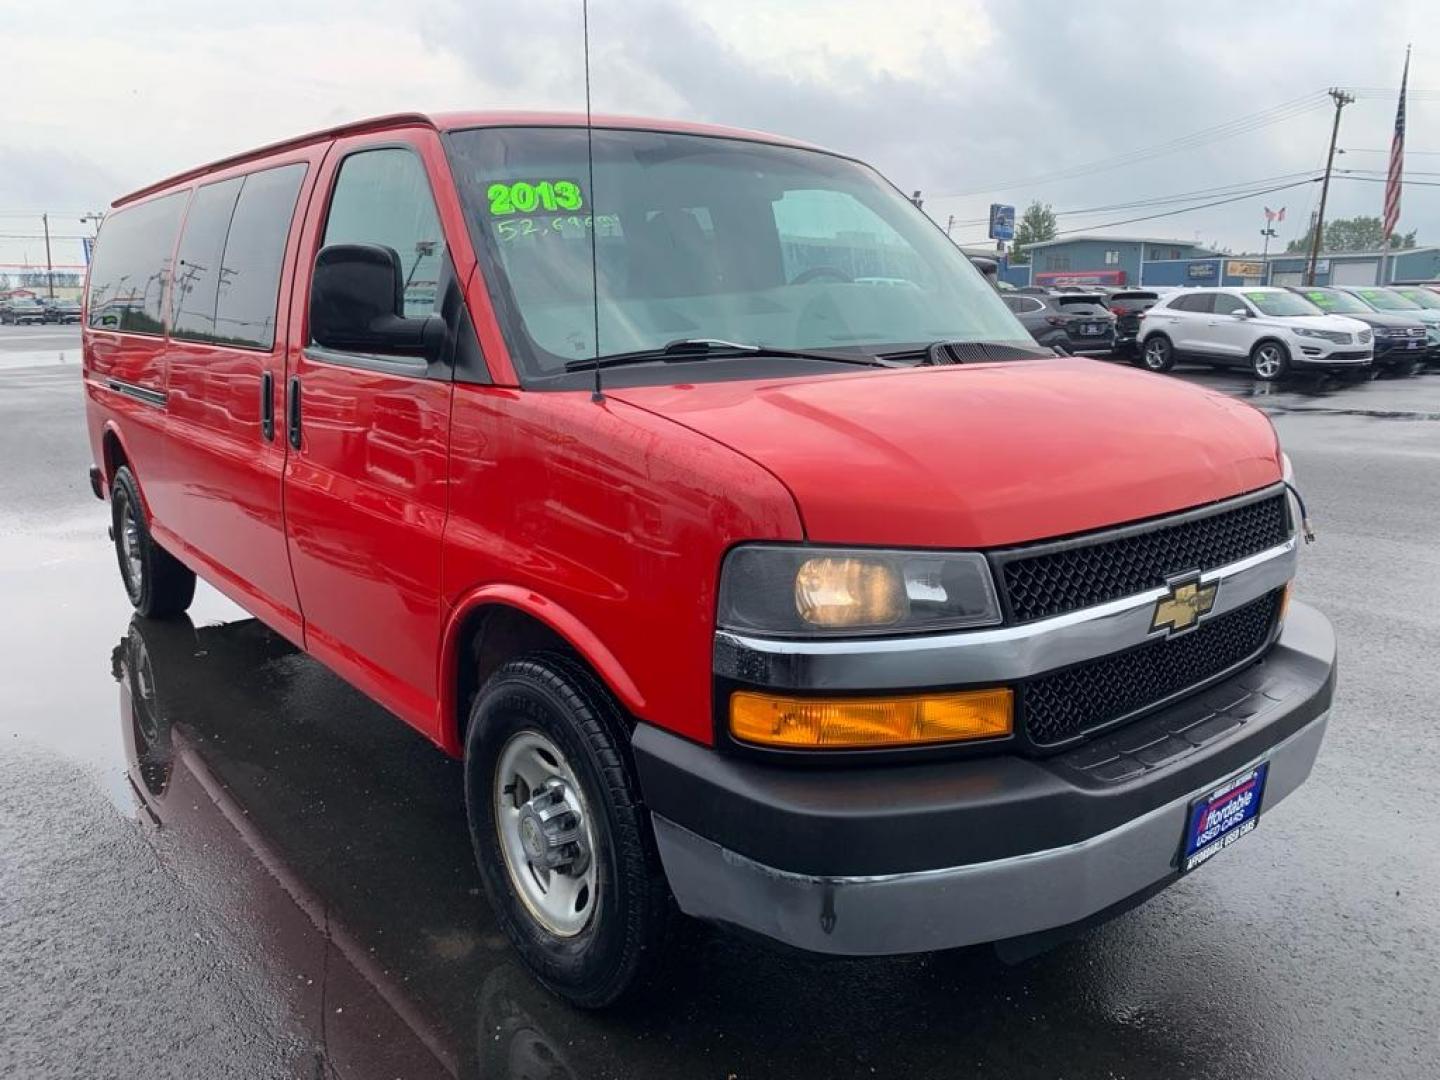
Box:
[730,688,1013,749]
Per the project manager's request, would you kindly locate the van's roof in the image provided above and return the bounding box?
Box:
[112,111,823,208]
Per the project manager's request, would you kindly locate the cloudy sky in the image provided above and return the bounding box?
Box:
[4,0,1437,272]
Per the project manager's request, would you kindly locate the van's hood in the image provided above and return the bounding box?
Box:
[610,359,1282,548]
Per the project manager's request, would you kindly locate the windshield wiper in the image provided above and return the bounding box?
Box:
[563,338,893,373]
[878,340,1051,365]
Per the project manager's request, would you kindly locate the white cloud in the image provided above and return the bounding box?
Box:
[2,0,1436,269]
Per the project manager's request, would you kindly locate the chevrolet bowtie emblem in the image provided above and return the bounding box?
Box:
[1151,574,1219,636]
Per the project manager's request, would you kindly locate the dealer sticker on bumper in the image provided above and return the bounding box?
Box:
[1182,762,1269,872]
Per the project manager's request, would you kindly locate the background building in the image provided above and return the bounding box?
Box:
[997,235,1440,289]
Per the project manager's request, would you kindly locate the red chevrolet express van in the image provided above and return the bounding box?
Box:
[83,111,1335,1006]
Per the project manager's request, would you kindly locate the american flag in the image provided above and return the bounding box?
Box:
[1384,48,1411,240]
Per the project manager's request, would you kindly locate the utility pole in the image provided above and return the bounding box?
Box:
[1306,88,1354,285]
[945,214,955,236]
[1260,222,1277,284]
[42,213,55,300]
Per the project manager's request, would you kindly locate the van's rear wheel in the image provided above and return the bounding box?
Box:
[465,654,671,1008]
[111,466,196,618]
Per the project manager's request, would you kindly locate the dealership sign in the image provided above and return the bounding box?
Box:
[1187,262,1217,279]
[1226,260,1265,278]
[988,204,1016,242]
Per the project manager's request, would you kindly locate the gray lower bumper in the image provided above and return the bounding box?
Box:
[653,711,1328,956]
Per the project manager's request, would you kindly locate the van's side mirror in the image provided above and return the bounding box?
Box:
[1229,308,1250,319]
[310,244,445,361]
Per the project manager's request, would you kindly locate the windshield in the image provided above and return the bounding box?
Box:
[1243,290,1321,317]
[1352,288,1420,311]
[1299,288,1371,315]
[1392,287,1440,310]
[445,126,1031,386]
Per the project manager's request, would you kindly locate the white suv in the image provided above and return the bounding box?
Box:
[1135,286,1374,381]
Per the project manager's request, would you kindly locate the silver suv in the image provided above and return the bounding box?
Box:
[1135,286,1374,381]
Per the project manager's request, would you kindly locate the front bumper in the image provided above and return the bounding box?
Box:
[636,602,1334,956]
[1291,346,1372,369]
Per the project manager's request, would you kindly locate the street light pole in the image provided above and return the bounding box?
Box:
[1306,88,1354,286]
[1260,223,1277,285]
[42,213,55,300]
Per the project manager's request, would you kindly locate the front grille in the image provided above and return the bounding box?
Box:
[1022,590,1282,747]
[1358,329,1373,344]
[997,491,1289,623]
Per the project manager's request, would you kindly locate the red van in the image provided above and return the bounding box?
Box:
[83,111,1335,1006]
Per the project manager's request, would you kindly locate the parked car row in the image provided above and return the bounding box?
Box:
[0,297,83,324]
[1133,285,1438,381]
[995,278,1440,383]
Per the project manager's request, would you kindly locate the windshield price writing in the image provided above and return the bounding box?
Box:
[487,180,583,215]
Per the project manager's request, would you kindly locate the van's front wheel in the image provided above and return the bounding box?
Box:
[465,655,671,1008]
[111,466,196,618]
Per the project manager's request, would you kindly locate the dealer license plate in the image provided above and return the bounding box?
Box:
[1181,762,1268,873]
[1407,340,1423,349]
[1081,322,1102,335]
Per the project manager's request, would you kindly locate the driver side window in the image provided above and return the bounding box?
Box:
[320,148,445,322]
[772,189,926,286]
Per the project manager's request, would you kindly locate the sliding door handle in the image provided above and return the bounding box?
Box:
[287,376,302,450]
[260,371,275,441]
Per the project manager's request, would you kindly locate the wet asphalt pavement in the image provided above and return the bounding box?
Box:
[2,326,1438,1079]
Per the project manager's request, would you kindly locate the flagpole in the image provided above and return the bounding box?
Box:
[1381,44,1411,285]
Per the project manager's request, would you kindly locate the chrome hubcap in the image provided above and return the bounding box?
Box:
[495,731,598,937]
[120,498,143,590]
[1255,347,1282,378]
[1144,340,1166,368]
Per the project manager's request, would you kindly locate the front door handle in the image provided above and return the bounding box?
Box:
[260,371,275,441]
[287,376,302,450]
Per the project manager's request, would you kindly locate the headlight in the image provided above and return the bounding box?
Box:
[1292,328,1348,343]
[718,545,1002,636]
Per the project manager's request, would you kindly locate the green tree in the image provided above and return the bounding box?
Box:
[1284,215,1417,253]
[1010,201,1057,264]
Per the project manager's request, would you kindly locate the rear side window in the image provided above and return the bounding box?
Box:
[171,164,306,349]
[1055,297,1108,315]
[321,149,444,320]
[1171,293,1214,313]
[216,164,307,348]
[171,178,243,342]
[86,192,188,333]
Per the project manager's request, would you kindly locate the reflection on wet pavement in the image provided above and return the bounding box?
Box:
[112,613,1296,1078]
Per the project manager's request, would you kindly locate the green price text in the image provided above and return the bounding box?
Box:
[487,180,583,215]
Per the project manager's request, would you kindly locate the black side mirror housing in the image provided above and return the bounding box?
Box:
[310,243,445,360]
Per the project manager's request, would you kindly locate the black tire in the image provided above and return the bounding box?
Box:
[465,653,671,1008]
[1385,357,1420,378]
[1249,340,1290,381]
[1137,334,1175,372]
[110,466,196,618]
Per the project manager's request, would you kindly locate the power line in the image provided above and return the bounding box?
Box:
[1335,175,1440,189]
[931,90,1331,199]
[950,172,1319,233]
[944,170,1322,229]
[952,176,1319,245]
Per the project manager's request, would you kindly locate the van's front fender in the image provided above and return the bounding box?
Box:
[436,583,647,757]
